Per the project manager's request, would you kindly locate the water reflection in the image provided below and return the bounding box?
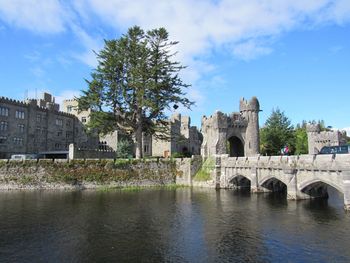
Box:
[0,188,349,263]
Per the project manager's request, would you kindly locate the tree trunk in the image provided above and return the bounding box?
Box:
[135,124,143,159]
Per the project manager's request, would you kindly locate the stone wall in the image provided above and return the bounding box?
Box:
[0,158,177,190]
[201,97,260,158]
[175,155,203,186]
[307,124,347,154]
[0,95,97,159]
[68,144,116,160]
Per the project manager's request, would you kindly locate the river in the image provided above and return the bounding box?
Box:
[0,188,349,262]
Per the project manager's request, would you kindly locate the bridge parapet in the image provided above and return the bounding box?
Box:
[219,154,350,210]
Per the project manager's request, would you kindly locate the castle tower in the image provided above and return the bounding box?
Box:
[239,97,260,156]
[306,123,321,154]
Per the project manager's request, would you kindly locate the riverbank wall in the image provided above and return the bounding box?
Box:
[0,159,183,190]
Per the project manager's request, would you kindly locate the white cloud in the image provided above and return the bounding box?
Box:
[326,0,350,24]
[55,89,81,107]
[2,1,350,64]
[2,0,350,110]
[81,0,349,62]
[232,40,273,61]
[70,25,103,68]
[0,0,66,33]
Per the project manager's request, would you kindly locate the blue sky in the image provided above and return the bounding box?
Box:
[0,0,349,133]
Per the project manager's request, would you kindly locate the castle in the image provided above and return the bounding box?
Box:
[201,97,260,157]
[62,99,202,157]
[306,123,347,154]
[2,92,347,159]
[0,93,97,158]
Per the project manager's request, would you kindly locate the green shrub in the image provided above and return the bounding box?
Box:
[116,139,133,158]
[115,159,131,169]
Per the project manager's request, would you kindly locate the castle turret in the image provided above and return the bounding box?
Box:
[240,97,260,156]
[306,123,321,154]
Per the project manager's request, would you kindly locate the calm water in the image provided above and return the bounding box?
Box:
[0,188,349,263]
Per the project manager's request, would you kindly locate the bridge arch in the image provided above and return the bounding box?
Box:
[227,136,244,157]
[299,178,343,199]
[259,176,288,193]
[228,174,251,189]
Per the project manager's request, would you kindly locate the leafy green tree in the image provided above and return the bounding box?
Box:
[116,139,133,158]
[294,127,308,154]
[260,108,295,155]
[78,26,193,158]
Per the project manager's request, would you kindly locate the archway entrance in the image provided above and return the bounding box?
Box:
[261,178,287,193]
[228,136,244,157]
[229,175,251,190]
[301,182,330,199]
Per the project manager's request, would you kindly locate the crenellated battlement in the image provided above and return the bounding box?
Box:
[306,123,321,133]
[239,96,260,112]
[201,97,260,158]
[0,95,76,118]
[0,96,28,107]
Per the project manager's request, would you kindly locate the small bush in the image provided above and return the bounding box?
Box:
[116,139,133,158]
[115,159,131,169]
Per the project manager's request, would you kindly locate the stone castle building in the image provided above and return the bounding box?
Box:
[201,97,260,157]
[0,93,95,158]
[62,98,202,157]
[306,124,347,154]
[149,113,202,157]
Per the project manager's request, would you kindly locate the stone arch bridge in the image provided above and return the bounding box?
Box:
[210,154,350,210]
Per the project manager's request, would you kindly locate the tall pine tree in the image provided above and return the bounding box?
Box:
[260,108,295,155]
[78,26,193,158]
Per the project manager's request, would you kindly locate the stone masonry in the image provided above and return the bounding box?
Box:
[0,93,96,158]
[201,97,260,157]
[306,123,347,154]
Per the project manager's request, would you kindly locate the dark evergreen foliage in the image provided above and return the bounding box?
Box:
[260,108,295,155]
[77,26,193,158]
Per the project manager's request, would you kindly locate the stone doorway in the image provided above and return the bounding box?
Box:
[228,136,244,157]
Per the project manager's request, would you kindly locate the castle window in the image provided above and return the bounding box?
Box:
[13,137,23,145]
[0,121,8,131]
[81,117,87,123]
[56,118,63,126]
[66,131,72,139]
[66,120,71,127]
[57,131,62,137]
[144,145,149,153]
[0,136,7,144]
[67,106,73,113]
[0,107,9,116]
[55,143,60,149]
[15,110,25,119]
[37,114,42,122]
[18,124,25,133]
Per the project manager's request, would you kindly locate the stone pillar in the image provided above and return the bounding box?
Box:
[343,171,350,210]
[68,143,75,160]
[286,171,299,200]
[285,169,311,200]
[285,169,305,200]
[213,155,222,189]
[250,167,260,192]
